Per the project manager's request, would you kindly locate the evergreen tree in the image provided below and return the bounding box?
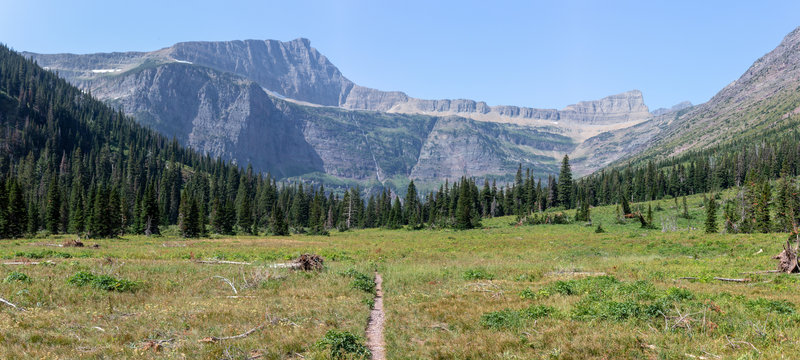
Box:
[180,197,201,238]
[271,204,289,236]
[45,175,61,233]
[705,195,718,233]
[455,178,478,230]
[236,185,253,234]
[776,177,794,232]
[68,186,85,234]
[620,190,631,215]
[558,155,573,208]
[107,187,122,236]
[723,199,738,233]
[404,180,418,225]
[755,180,772,233]
[681,196,691,219]
[6,179,27,238]
[140,182,160,235]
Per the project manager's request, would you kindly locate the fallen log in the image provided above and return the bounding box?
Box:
[2,260,55,265]
[194,259,252,265]
[740,270,781,275]
[0,297,26,311]
[678,277,751,283]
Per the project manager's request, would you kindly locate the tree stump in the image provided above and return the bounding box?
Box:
[773,235,800,273]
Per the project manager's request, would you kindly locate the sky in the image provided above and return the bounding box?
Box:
[1,1,799,110]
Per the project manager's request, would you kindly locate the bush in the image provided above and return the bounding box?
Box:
[67,271,140,292]
[746,298,795,314]
[4,271,30,283]
[481,305,556,329]
[462,268,495,280]
[15,250,71,259]
[342,269,376,294]
[316,329,370,359]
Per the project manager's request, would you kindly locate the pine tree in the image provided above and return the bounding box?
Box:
[776,177,793,232]
[45,175,61,234]
[107,187,122,236]
[140,182,160,235]
[236,187,253,234]
[558,155,573,208]
[755,180,772,233]
[180,197,201,238]
[705,195,718,233]
[6,179,27,238]
[681,196,691,219]
[455,178,476,230]
[723,199,737,233]
[89,186,109,238]
[620,190,631,215]
[68,186,85,234]
[271,205,289,236]
[27,203,40,235]
[404,180,418,225]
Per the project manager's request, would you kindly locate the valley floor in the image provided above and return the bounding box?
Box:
[1,196,798,359]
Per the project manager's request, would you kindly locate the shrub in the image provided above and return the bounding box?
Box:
[482,305,556,329]
[746,298,795,314]
[4,271,30,283]
[342,269,376,294]
[14,250,71,259]
[67,271,140,292]
[462,268,495,280]
[316,329,370,359]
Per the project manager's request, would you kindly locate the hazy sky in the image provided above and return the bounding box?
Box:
[2,1,799,110]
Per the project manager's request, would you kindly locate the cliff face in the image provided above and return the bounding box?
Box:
[88,63,324,178]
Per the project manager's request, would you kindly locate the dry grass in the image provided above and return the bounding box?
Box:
[1,193,799,358]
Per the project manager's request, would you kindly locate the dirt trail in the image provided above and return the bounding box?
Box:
[365,272,385,360]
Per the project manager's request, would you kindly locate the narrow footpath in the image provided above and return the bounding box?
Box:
[365,272,385,360]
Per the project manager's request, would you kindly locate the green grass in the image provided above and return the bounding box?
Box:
[1,192,798,358]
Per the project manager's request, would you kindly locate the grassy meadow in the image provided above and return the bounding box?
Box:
[1,193,798,359]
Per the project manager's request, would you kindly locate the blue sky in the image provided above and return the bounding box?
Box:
[1,1,799,110]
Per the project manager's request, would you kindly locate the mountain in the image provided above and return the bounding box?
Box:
[24,39,655,186]
[582,26,800,171]
[650,101,692,116]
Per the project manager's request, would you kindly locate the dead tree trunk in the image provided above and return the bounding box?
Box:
[773,233,800,273]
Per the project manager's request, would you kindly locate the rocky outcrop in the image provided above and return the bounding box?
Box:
[651,101,692,116]
[411,117,571,180]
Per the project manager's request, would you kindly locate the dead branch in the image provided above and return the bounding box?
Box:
[677,277,751,283]
[201,324,265,343]
[545,270,607,277]
[740,270,781,275]
[200,311,298,344]
[712,277,751,283]
[0,297,26,311]
[213,276,238,295]
[194,259,252,265]
[2,260,55,265]
[725,335,760,353]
